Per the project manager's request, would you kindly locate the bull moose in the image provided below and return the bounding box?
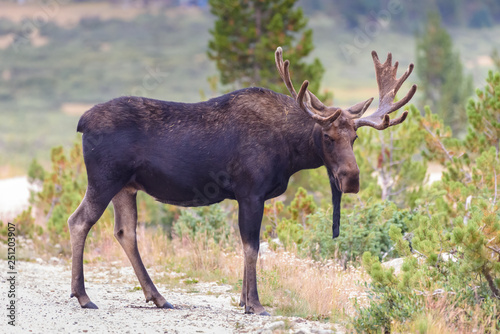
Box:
[69,47,416,315]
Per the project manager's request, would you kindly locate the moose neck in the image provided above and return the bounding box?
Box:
[286,113,325,175]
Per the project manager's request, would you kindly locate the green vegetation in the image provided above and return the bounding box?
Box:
[416,12,473,135]
[175,205,230,244]
[208,0,327,98]
[353,71,500,333]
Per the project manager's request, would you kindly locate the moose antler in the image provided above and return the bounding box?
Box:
[275,47,341,126]
[354,51,417,130]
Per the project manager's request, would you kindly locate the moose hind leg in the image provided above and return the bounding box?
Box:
[112,188,173,309]
[69,193,112,309]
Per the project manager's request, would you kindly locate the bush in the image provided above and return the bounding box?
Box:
[263,187,317,249]
[0,208,42,240]
[174,204,230,245]
[302,201,412,264]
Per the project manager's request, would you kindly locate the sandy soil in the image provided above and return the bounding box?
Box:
[0,259,341,334]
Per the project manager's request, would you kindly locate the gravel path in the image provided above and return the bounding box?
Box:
[1,259,342,334]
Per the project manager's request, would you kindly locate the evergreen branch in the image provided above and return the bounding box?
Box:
[421,121,473,182]
[45,196,59,223]
[481,266,500,299]
[412,248,427,258]
[482,118,496,140]
[422,122,454,162]
[485,245,500,257]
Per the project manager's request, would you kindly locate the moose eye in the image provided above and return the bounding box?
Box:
[323,134,334,143]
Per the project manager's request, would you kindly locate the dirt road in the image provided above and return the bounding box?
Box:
[1,259,341,334]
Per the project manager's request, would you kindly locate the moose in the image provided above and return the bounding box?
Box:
[69,47,416,315]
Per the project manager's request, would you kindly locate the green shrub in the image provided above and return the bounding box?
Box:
[263,187,317,249]
[302,201,412,263]
[174,204,230,245]
[354,72,500,332]
[0,208,42,240]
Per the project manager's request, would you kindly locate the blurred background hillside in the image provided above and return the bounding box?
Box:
[0,0,499,176]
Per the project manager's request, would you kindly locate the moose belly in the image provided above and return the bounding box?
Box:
[133,163,234,207]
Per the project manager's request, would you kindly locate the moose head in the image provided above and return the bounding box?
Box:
[275,47,417,237]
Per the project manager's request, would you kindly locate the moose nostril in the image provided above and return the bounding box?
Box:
[338,169,356,180]
[338,169,360,193]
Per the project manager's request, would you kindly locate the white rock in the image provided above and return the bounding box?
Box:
[311,329,334,334]
[440,252,458,263]
[265,320,285,331]
[381,257,404,275]
[295,328,311,334]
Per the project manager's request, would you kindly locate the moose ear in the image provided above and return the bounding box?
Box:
[347,97,374,119]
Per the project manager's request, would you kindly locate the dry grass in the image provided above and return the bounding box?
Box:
[392,293,499,333]
[256,249,368,320]
[78,223,368,322]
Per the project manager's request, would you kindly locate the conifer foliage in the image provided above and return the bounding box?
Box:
[207,0,326,96]
[415,12,473,135]
[357,72,500,332]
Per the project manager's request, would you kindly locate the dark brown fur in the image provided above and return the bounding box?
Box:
[69,88,338,315]
[68,49,416,316]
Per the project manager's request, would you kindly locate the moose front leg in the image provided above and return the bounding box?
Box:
[237,196,269,316]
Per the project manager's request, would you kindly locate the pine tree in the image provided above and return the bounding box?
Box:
[421,71,500,300]
[207,0,327,98]
[416,11,473,135]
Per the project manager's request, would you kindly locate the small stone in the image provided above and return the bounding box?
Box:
[295,329,311,334]
[265,320,285,331]
[311,329,334,334]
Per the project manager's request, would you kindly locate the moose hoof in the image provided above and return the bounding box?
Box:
[245,306,269,316]
[81,301,99,309]
[161,301,174,309]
